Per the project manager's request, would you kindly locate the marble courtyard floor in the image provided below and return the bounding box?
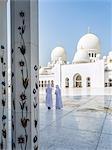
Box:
[39,88,112,150]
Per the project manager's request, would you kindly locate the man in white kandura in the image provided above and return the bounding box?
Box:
[46,84,53,110]
[55,85,63,109]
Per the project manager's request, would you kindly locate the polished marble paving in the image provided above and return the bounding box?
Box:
[39,93,112,150]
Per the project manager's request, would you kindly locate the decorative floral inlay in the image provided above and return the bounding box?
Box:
[12,9,39,149]
[16,10,30,150]
[33,65,38,149]
[0,45,7,150]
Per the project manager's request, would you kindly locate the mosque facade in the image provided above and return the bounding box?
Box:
[39,32,112,88]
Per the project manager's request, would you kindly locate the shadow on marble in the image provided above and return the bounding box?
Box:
[39,126,100,150]
[52,113,105,132]
[39,95,112,150]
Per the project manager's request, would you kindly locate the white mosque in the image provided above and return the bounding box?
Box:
[39,32,112,89]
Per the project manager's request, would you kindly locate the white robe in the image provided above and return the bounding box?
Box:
[55,86,63,109]
[46,86,52,108]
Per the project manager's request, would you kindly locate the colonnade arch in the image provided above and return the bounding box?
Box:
[73,73,82,88]
[39,80,54,87]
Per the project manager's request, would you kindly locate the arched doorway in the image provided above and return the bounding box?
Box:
[65,77,69,88]
[86,77,91,87]
[73,74,82,88]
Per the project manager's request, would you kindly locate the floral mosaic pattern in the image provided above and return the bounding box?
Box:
[33,64,38,150]
[12,9,39,150]
[0,45,7,150]
[17,11,29,150]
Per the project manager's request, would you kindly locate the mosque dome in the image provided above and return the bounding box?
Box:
[107,51,112,64]
[51,46,67,62]
[73,50,90,63]
[39,68,46,75]
[103,56,106,60]
[109,51,112,57]
[107,51,112,60]
[96,54,101,58]
[77,33,100,52]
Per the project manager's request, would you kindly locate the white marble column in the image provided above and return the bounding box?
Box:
[0,0,8,150]
[11,0,39,149]
[0,1,8,150]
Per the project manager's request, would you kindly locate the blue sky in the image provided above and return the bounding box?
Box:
[39,0,112,66]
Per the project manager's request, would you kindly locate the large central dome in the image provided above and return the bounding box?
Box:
[51,46,67,62]
[77,33,100,52]
[73,50,90,63]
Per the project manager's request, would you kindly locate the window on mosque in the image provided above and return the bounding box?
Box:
[108,79,112,87]
[87,77,90,81]
[87,83,90,87]
[65,77,69,88]
[109,79,112,82]
[110,59,112,63]
[51,80,54,87]
[86,77,91,87]
[105,83,107,87]
[76,75,81,80]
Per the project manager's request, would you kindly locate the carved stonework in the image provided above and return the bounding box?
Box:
[17,11,30,150]
[0,45,7,150]
[11,0,38,149]
[0,1,8,150]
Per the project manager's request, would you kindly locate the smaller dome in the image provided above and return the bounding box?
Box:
[73,50,90,63]
[107,52,112,60]
[109,51,112,56]
[96,54,101,58]
[51,47,67,62]
[39,68,46,75]
[103,56,106,60]
[77,33,100,52]
[107,54,112,64]
[105,64,112,71]
[47,62,52,67]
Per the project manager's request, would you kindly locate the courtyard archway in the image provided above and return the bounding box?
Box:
[73,73,82,88]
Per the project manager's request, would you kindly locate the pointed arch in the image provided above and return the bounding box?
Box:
[73,73,82,88]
